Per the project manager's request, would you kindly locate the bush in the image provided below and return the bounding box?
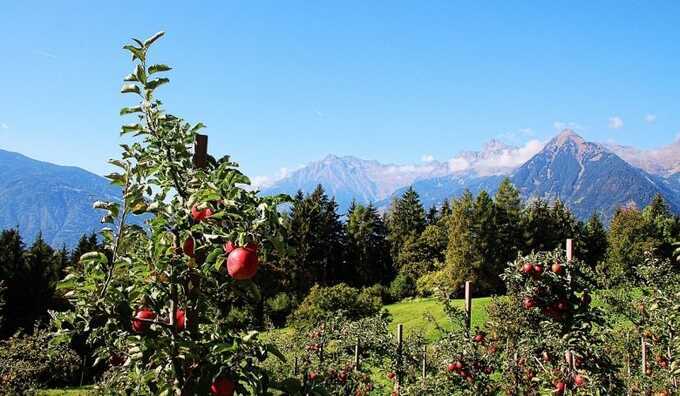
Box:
[266,292,296,327]
[361,283,392,305]
[416,270,451,297]
[0,329,81,394]
[389,272,417,301]
[291,284,382,326]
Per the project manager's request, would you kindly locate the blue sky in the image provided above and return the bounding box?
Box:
[1,1,679,184]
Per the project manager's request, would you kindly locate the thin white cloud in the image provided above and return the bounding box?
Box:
[553,121,582,131]
[644,114,656,124]
[608,116,624,129]
[0,123,8,130]
[33,50,57,59]
[447,157,470,172]
[447,139,544,175]
[421,154,434,162]
[251,165,304,189]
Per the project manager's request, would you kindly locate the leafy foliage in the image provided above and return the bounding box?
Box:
[51,32,293,394]
[0,329,81,394]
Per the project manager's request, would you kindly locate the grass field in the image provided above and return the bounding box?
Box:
[384,296,492,340]
[37,387,93,395]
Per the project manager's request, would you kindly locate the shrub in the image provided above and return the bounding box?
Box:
[0,329,81,394]
[266,292,296,327]
[360,283,392,305]
[389,272,417,301]
[291,284,382,326]
[416,270,451,297]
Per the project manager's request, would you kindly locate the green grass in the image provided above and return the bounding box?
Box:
[384,296,493,341]
[37,386,93,396]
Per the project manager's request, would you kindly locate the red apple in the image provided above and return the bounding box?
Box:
[183,238,195,257]
[551,262,563,274]
[473,333,485,343]
[532,264,543,275]
[191,205,213,221]
[223,241,236,254]
[522,297,536,310]
[574,374,586,387]
[453,361,463,370]
[132,308,156,333]
[308,371,318,381]
[521,263,534,274]
[447,363,456,372]
[387,371,396,380]
[210,377,235,396]
[554,380,566,395]
[175,309,186,331]
[557,300,569,311]
[226,246,259,280]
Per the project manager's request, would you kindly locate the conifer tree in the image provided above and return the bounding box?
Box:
[345,202,391,286]
[387,187,426,271]
[287,186,345,293]
[491,178,522,285]
[444,191,479,294]
[580,213,608,267]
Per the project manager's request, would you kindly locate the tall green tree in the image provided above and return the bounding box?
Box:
[444,191,479,294]
[580,214,608,268]
[642,193,680,259]
[387,187,426,272]
[287,185,345,293]
[599,207,653,286]
[492,178,522,275]
[345,202,391,286]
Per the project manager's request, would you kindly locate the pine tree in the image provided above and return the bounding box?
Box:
[580,214,608,268]
[492,178,522,283]
[345,203,391,286]
[0,229,26,336]
[444,191,480,294]
[642,193,680,259]
[70,232,100,267]
[599,207,653,286]
[387,187,426,272]
[287,185,345,294]
[426,205,438,226]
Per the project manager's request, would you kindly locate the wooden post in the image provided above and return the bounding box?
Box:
[396,324,403,386]
[641,336,648,375]
[293,356,299,375]
[421,345,427,380]
[354,341,360,369]
[464,281,472,337]
[193,134,208,169]
[566,238,573,262]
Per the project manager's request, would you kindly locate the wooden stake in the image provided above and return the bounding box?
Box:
[354,341,360,369]
[193,134,208,169]
[293,356,298,375]
[641,336,648,375]
[464,281,472,337]
[422,345,427,380]
[566,239,573,262]
[396,324,403,385]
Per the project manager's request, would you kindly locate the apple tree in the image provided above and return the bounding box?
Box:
[486,249,622,395]
[51,32,292,395]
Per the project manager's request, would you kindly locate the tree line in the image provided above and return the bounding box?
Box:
[258,178,679,310]
[0,231,101,337]
[1,178,677,335]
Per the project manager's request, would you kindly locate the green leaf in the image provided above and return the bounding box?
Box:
[123,73,138,82]
[120,106,142,116]
[213,256,225,271]
[122,45,145,62]
[143,31,165,47]
[120,84,141,95]
[135,64,147,84]
[121,124,143,134]
[145,78,169,91]
[148,64,172,74]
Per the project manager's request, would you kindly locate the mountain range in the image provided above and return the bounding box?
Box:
[264,130,680,220]
[1,130,678,247]
[0,149,120,247]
